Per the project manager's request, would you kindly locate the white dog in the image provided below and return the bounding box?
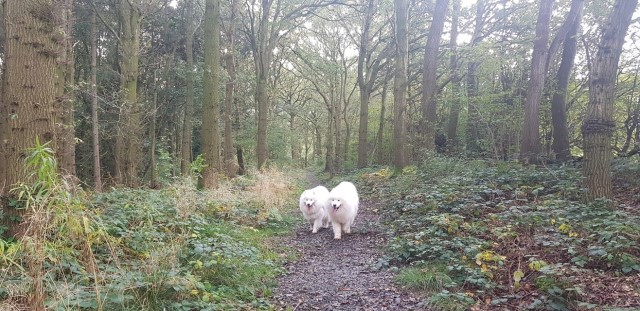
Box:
[299,185,330,233]
[327,181,359,239]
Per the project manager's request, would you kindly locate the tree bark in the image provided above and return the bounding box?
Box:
[223,0,239,178]
[465,0,485,155]
[149,69,158,188]
[520,0,554,163]
[90,7,102,191]
[446,0,461,147]
[375,81,389,164]
[181,0,195,175]
[201,0,221,189]
[583,0,637,200]
[357,0,375,168]
[55,0,76,178]
[392,0,408,169]
[116,0,142,187]
[1,0,64,195]
[421,0,449,152]
[551,0,583,161]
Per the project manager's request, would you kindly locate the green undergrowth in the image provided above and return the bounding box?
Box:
[355,156,640,311]
[1,152,302,311]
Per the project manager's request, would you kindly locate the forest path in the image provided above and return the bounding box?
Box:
[271,172,426,310]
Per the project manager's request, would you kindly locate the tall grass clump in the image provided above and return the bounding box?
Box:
[1,146,303,310]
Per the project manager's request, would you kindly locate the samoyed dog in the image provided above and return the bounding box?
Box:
[327,181,359,239]
[299,185,331,233]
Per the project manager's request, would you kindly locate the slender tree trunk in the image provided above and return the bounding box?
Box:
[421,0,449,152]
[466,0,485,155]
[375,81,389,164]
[201,0,221,188]
[583,0,637,200]
[1,0,63,195]
[357,0,375,168]
[236,146,245,175]
[149,69,158,188]
[392,0,408,169]
[90,8,102,191]
[551,0,583,161]
[446,0,461,147]
[223,0,239,178]
[520,0,554,163]
[55,0,76,178]
[116,0,142,187]
[181,0,195,175]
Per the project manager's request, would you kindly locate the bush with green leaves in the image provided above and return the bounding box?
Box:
[359,156,640,310]
[0,151,301,310]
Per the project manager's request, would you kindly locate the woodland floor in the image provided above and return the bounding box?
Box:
[271,173,427,311]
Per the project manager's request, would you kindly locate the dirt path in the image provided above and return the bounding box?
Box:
[271,173,426,310]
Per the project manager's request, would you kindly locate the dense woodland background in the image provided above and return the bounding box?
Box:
[0,0,640,310]
[0,0,638,196]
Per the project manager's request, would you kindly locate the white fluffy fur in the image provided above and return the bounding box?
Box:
[327,181,359,239]
[299,185,330,233]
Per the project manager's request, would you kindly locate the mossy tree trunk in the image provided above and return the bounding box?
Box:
[115,0,142,187]
[582,0,637,200]
[201,0,221,189]
[392,0,408,169]
[421,0,449,152]
[520,0,554,163]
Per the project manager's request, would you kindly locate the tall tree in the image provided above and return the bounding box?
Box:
[55,0,76,178]
[583,0,638,200]
[1,0,69,195]
[223,0,240,178]
[181,0,197,175]
[445,0,461,147]
[551,0,584,161]
[90,7,102,191]
[465,0,485,154]
[244,0,339,169]
[520,0,554,163]
[114,0,143,186]
[392,0,408,169]
[201,0,222,188]
[421,0,449,152]
[355,0,388,168]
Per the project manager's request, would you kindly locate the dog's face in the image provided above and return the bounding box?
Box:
[330,198,343,210]
[304,197,316,209]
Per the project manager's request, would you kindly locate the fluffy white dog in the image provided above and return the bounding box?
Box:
[299,185,330,233]
[327,181,359,239]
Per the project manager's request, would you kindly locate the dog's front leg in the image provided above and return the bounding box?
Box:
[332,222,342,239]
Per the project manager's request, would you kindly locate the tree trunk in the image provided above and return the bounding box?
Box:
[392,0,408,169]
[446,0,461,147]
[223,0,239,178]
[1,0,64,195]
[375,81,389,164]
[116,0,142,187]
[201,0,221,188]
[236,146,245,175]
[181,0,195,175]
[90,8,102,191]
[357,0,375,168]
[55,0,76,178]
[421,0,449,152]
[520,0,554,163]
[551,0,583,161]
[583,0,637,200]
[149,69,158,188]
[466,0,485,155]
